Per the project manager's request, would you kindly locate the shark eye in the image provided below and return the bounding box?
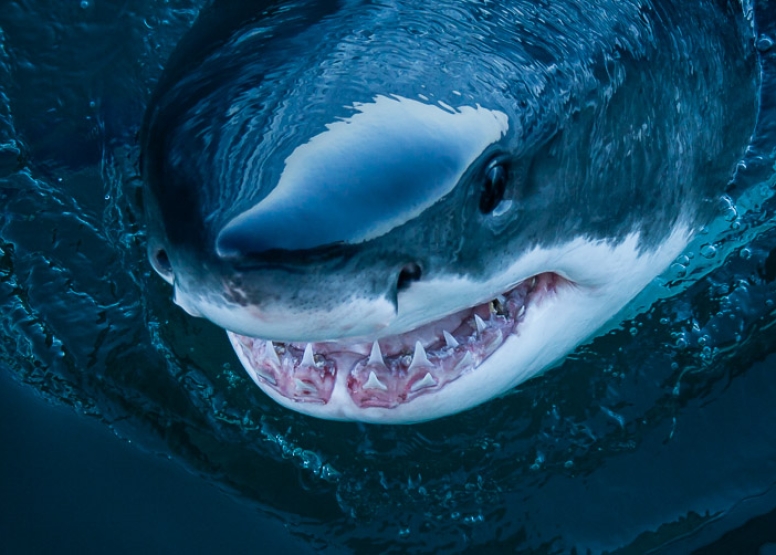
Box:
[479,161,507,214]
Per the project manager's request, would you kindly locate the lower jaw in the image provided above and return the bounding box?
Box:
[230,272,564,409]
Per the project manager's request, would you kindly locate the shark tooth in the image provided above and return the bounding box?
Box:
[294,378,317,394]
[408,341,433,371]
[443,330,460,348]
[454,351,474,373]
[483,329,504,357]
[265,340,281,366]
[368,340,386,366]
[474,314,487,334]
[492,294,508,315]
[302,343,315,366]
[363,370,388,391]
[410,372,438,392]
[517,305,526,318]
[255,368,277,385]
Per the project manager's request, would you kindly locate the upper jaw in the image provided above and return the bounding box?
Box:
[174,260,547,344]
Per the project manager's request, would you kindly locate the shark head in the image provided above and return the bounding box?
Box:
[141,0,756,423]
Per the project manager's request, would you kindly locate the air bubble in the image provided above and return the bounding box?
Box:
[756,35,774,52]
[319,463,341,482]
[700,244,716,259]
[299,449,321,470]
[670,262,687,278]
[529,451,545,471]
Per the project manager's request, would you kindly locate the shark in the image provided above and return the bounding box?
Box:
[141,0,758,423]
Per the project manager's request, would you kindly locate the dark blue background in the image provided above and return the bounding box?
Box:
[0,369,320,555]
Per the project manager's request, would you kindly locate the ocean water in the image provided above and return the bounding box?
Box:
[2,1,776,553]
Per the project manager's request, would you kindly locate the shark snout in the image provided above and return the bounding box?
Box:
[177,252,427,343]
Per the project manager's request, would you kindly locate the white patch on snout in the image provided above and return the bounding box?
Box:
[230,226,691,423]
[219,95,509,252]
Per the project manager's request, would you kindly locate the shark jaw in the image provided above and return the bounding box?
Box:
[229,272,562,408]
[220,229,692,424]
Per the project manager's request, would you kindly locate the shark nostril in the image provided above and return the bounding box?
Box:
[152,248,173,277]
[397,263,422,292]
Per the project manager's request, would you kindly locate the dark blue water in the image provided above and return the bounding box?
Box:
[2,1,776,553]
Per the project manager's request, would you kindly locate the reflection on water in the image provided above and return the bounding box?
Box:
[2,0,776,553]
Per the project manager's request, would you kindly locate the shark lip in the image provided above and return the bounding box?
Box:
[229,272,567,409]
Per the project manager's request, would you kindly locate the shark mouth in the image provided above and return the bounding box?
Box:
[229,272,565,409]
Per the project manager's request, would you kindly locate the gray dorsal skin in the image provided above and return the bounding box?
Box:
[141,0,760,423]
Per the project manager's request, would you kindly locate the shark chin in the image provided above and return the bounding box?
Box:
[222,230,689,424]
